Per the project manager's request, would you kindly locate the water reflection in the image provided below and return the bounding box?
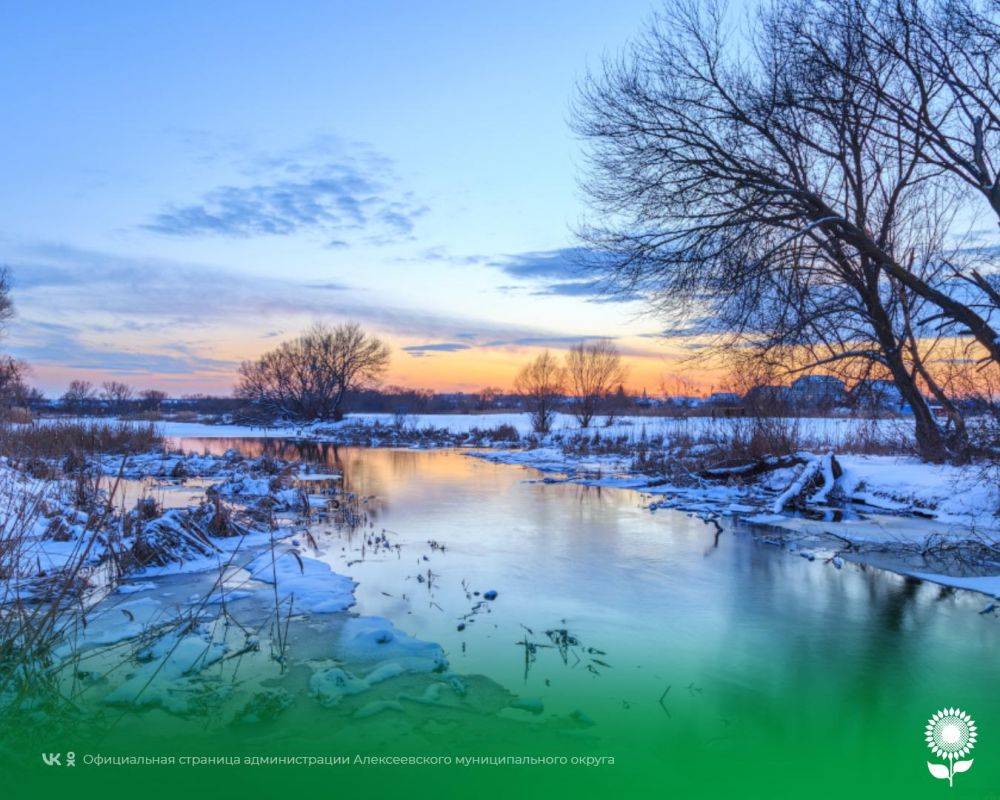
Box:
[167,439,999,760]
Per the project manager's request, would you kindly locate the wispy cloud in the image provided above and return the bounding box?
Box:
[480,334,613,348]
[494,247,594,280]
[3,242,662,389]
[14,319,238,378]
[402,342,473,357]
[490,247,635,303]
[638,324,707,339]
[143,140,426,245]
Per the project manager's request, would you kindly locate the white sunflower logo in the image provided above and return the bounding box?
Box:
[926,708,977,786]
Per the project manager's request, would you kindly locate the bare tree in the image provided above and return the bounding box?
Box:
[139,389,167,412]
[0,357,30,410]
[101,381,134,414]
[565,341,627,427]
[61,380,96,413]
[0,272,43,415]
[514,351,566,434]
[236,322,390,421]
[572,0,982,458]
[775,0,1000,362]
[834,0,1000,223]
[476,386,503,410]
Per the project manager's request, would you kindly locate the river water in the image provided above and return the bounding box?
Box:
[149,437,1000,797]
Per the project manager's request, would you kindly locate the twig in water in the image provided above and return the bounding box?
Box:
[659,684,672,717]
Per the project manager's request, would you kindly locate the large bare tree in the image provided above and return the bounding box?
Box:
[573,0,988,458]
[565,340,627,427]
[236,322,390,421]
[785,0,1000,363]
[832,0,1000,223]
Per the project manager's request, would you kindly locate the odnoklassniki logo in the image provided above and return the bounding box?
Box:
[926,709,977,787]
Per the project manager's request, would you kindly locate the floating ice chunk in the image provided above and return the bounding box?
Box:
[103,631,227,711]
[310,667,370,706]
[510,697,544,715]
[116,581,156,595]
[245,549,356,613]
[336,616,447,671]
[66,597,163,650]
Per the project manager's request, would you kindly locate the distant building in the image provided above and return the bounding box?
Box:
[851,379,908,413]
[787,375,847,409]
[705,392,741,406]
[663,395,702,409]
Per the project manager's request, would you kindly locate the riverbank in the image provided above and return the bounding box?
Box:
[142,412,997,532]
[0,434,543,752]
[146,413,1000,599]
[10,413,1000,611]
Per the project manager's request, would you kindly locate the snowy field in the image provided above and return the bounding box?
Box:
[151,411,914,450]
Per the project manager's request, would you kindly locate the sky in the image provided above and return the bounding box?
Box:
[0,0,724,397]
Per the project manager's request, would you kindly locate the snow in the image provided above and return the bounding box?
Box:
[475,445,999,536]
[335,615,447,670]
[245,548,357,614]
[61,597,166,651]
[103,628,229,712]
[149,412,913,447]
[906,571,1000,597]
[838,455,999,528]
[116,581,156,594]
[310,616,448,706]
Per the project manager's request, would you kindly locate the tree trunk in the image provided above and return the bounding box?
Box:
[867,293,948,461]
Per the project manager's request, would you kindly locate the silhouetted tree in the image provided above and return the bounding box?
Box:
[565,340,627,427]
[236,322,390,421]
[61,380,96,413]
[572,0,985,458]
[139,389,167,412]
[514,351,566,434]
[101,381,134,414]
[0,357,30,410]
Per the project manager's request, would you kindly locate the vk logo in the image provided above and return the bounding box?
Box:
[41,753,61,766]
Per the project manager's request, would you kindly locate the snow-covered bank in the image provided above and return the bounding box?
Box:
[20,415,1000,602]
[0,440,549,736]
[482,447,997,528]
[141,415,997,537]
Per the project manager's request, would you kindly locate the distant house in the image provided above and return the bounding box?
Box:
[663,395,702,410]
[704,392,744,417]
[787,375,847,410]
[851,379,908,413]
[705,392,741,406]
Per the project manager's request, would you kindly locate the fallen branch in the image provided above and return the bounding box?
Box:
[772,452,840,513]
[699,454,806,480]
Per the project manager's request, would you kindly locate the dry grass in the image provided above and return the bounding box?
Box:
[835,416,913,455]
[0,421,162,462]
[0,468,122,720]
[0,407,33,424]
[714,417,802,460]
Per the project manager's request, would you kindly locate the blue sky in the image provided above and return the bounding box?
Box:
[0,0,710,395]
